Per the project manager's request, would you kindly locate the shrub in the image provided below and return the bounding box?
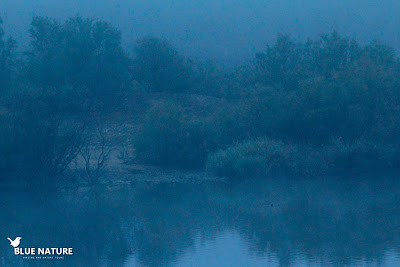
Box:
[327,138,397,172]
[210,103,251,147]
[206,138,298,179]
[0,87,85,186]
[206,136,400,180]
[134,100,215,168]
[0,114,18,174]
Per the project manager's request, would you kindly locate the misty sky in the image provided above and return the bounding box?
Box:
[1,0,399,65]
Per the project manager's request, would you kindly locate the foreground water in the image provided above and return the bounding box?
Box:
[1,175,400,266]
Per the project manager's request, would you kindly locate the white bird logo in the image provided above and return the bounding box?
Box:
[7,237,22,248]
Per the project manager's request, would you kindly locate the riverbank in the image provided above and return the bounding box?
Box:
[63,111,400,188]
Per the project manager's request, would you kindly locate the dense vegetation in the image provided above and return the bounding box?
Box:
[1,16,399,186]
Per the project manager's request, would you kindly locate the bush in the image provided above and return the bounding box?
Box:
[0,87,85,186]
[206,137,400,180]
[134,100,215,168]
[210,102,251,147]
[206,138,298,179]
[0,115,18,174]
[327,138,397,172]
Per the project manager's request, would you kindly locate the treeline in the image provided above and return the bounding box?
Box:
[0,16,399,186]
[135,32,400,178]
[205,33,400,178]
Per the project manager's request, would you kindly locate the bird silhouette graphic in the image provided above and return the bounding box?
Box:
[7,237,22,248]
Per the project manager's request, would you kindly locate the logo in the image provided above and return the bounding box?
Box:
[7,237,22,248]
[7,236,73,260]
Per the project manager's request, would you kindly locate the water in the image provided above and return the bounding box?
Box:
[1,175,400,266]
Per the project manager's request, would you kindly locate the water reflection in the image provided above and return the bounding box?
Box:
[1,176,400,266]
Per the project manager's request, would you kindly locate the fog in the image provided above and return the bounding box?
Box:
[1,0,399,65]
[2,1,400,266]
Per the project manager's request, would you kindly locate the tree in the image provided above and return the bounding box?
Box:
[255,33,303,91]
[248,32,400,145]
[0,17,16,92]
[25,16,130,109]
[132,37,193,93]
[79,123,111,185]
[6,87,86,187]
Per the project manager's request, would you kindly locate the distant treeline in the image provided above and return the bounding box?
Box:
[1,16,399,185]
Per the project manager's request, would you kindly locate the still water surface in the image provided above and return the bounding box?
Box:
[1,176,400,266]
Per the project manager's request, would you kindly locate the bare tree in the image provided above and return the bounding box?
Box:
[79,124,111,185]
[28,118,86,187]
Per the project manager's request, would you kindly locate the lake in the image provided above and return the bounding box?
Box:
[1,175,400,266]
